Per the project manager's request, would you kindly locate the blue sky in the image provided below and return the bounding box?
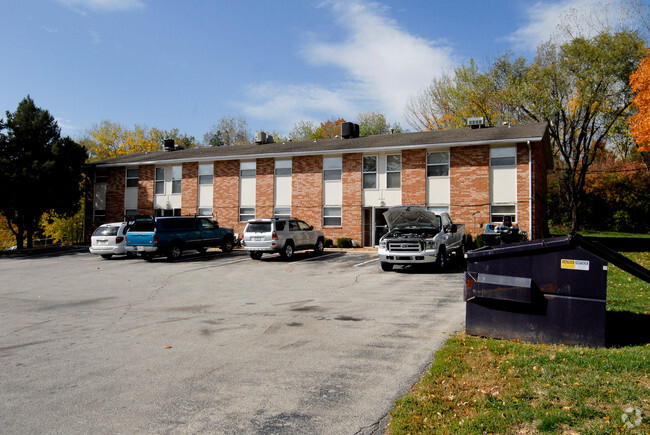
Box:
[0,0,640,142]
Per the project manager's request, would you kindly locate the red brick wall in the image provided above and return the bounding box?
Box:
[213,160,241,234]
[325,153,362,242]
[450,145,490,237]
[402,149,426,205]
[256,158,275,219]
[516,143,531,235]
[137,165,154,215]
[292,155,323,229]
[106,168,124,222]
[181,162,198,216]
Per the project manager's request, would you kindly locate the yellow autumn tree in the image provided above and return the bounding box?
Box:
[630,49,650,152]
[80,120,197,162]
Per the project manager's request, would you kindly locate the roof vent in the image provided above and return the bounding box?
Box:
[254,131,267,144]
[467,117,486,129]
[163,139,176,151]
[254,131,274,144]
[341,122,359,139]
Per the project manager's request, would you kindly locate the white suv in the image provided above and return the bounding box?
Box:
[241,218,325,260]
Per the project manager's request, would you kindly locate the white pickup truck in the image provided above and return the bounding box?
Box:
[378,206,466,272]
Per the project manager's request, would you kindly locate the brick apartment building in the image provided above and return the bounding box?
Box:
[84,122,552,246]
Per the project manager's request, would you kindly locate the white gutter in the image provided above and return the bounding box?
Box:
[96,136,545,168]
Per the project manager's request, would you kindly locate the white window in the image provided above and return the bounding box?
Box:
[126,168,138,188]
[239,207,255,222]
[240,161,256,177]
[155,208,181,217]
[274,159,292,176]
[198,164,213,185]
[362,155,377,189]
[155,167,165,195]
[198,207,212,217]
[323,156,342,181]
[427,152,449,177]
[427,206,449,214]
[124,209,138,218]
[491,205,516,223]
[274,207,291,219]
[386,154,401,189]
[171,165,182,194]
[323,206,342,227]
[490,146,516,166]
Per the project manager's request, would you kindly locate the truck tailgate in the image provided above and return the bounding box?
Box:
[126,232,155,247]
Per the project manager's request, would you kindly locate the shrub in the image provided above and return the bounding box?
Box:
[336,237,353,248]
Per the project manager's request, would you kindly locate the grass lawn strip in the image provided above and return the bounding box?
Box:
[389,252,650,434]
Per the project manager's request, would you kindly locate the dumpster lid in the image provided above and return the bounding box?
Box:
[467,233,650,283]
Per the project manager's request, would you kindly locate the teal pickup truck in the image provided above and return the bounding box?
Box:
[125,216,235,260]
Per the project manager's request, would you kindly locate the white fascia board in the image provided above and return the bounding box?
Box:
[97,136,543,167]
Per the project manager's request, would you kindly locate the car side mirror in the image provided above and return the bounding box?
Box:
[213,221,219,228]
[309,226,313,230]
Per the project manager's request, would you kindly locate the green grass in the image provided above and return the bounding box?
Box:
[389,252,650,434]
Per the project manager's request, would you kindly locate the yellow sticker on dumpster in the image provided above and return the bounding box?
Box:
[561,259,590,271]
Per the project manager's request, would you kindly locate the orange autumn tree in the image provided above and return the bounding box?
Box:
[314,118,346,139]
[630,49,650,152]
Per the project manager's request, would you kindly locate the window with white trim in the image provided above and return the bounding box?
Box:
[198,207,212,217]
[126,168,138,188]
[491,205,516,223]
[274,207,291,219]
[386,154,401,189]
[198,164,213,185]
[274,159,292,176]
[239,207,255,222]
[427,205,449,214]
[323,156,342,181]
[427,152,449,177]
[171,165,182,194]
[323,206,342,226]
[155,167,165,195]
[490,146,516,166]
[362,155,377,189]
[240,161,256,177]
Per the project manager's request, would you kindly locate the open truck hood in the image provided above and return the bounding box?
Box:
[383,206,440,231]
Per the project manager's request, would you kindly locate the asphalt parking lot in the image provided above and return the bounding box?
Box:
[0,248,465,434]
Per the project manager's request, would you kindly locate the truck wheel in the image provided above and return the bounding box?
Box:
[249,252,262,260]
[381,262,393,271]
[314,238,324,255]
[221,235,234,253]
[167,244,183,261]
[280,242,294,260]
[434,246,446,272]
[100,254,113,260]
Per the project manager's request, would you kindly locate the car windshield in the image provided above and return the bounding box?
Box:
[93,226,119,236]
[247,223,272,233]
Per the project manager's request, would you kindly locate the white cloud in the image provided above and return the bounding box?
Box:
[239,0,458,131]
[55,0,145,13]
[505,0,626,52]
